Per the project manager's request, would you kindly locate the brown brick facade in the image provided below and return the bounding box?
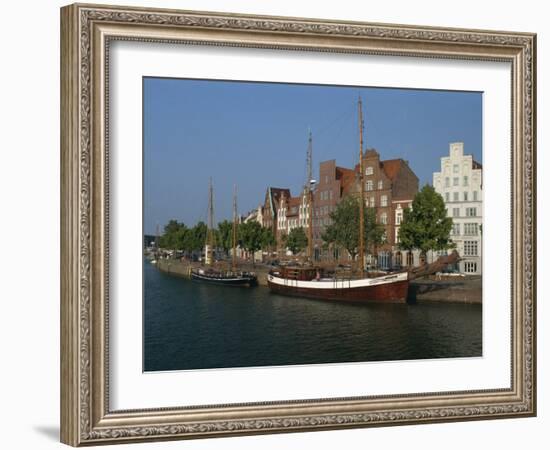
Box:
[258,150,418,264]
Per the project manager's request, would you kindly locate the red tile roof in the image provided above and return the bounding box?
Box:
[336,166,356,196]
[266,187,291,214]
[285,196,301,217]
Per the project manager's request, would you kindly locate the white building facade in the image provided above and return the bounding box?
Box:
[433,142,483,275]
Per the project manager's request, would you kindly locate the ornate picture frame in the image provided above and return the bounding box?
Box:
[60,3,536,446]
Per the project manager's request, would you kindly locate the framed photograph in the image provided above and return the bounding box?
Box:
[60,3,536,446]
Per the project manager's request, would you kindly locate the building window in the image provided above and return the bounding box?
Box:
[396,211,403,225]
[380,212,388,224]
[452,207,460,217]
[369,196,375,207]
[378,251,391,269]
[366,166,373,175]
[466,207,477,217]
[366,180,373,191]
[381,195,388,207]
[464,262,477,273]
[464,240,478,256]
[445,177,450,187]
[473,191,478,201]
[464,223,478,235]
[377,180,383,190]
[452,223,461,235]
[406,251,414,267]
[445,192,450,202]
[453,177,459,186]
[329,190,333,200]
[463,175,469,186]
[453,192,459,202]
[464,192,468,201]
[395,252,402,266]
[453,164,459,173]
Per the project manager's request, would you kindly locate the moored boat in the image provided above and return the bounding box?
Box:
[267,266,409,303]
[267,251,459,304]
[191,180,258,287]
[266,96,459,304]
[192,268,257,286]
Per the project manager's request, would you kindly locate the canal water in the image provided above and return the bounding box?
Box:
[144,260,482,372]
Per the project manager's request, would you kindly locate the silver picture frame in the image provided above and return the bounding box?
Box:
[60,3,536,446]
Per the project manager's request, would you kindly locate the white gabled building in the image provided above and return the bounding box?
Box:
[432,142,483,275]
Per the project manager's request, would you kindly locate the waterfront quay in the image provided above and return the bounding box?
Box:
[154,258,481,304]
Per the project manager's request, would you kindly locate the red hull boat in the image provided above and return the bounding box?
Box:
[266,252,459,304]
[267,267,409,304]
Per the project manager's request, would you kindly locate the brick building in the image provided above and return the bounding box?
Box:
[277,191,310,238]
[259,187,290,233]
[311,160,355,260]
[357,149,419,268]
[255,150,419,267]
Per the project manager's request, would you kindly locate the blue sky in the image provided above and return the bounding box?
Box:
[144,78,482,235]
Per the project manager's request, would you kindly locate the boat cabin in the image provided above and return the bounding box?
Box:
[275,266,323,281]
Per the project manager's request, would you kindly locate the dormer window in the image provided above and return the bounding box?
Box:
[365,166,373,175]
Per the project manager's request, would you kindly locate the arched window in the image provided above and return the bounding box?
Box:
[406,251,414,267]
[395,251,402,266]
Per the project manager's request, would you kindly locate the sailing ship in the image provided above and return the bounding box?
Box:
[267,97,458,303]
[191,180,257,286]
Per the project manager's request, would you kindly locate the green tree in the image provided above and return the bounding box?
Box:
[398,185,455,258]
[174,224,189,251]
[190,221,208,252]
[261,227,276,252]
[217,220,234,255]
[321,195,384,259]
[286,227,308,255]
[238,221,264,264]
[159,220,186,250]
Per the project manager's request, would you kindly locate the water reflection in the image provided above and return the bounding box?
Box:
[144,261,482,371]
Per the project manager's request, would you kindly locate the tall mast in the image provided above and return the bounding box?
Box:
[206,177,215,266]
[358,96,365,272]
[306,129,314,262]
[232,184,238,270]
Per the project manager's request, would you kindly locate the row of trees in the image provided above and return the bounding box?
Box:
[157,185,455,262]
[157,219,279,258]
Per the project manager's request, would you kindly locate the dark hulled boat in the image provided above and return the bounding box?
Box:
[191,268,257,286]
[191,181,258,287]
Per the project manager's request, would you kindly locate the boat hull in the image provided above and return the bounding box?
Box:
[267,273,409,304]
[191,272,257,286]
